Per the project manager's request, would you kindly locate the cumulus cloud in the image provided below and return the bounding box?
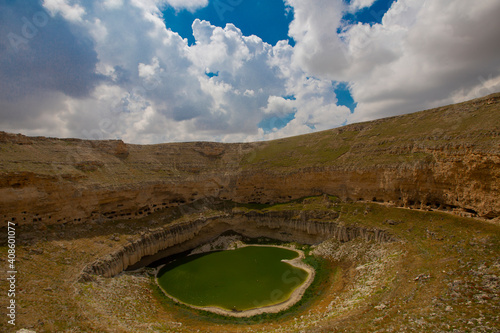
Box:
[349,0,500,122]
[0,0,498,143]
[0,2,102,99]
[348,0,378,13]
[286,0,500,123]
[286,0,349,78]
[1,0,348,143]
[43,0,86,22]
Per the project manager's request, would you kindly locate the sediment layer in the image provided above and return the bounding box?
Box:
[1,93,499,227]
[81,209,396,279]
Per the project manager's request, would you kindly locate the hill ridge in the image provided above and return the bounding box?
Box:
[1,92,499,225]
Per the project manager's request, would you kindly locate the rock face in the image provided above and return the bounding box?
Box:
[81,210,396,279]
[1,93,499,227]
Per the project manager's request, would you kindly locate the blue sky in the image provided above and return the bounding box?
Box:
[0,0,499,143]
[162,0,294,46]
[162,0,391,133]
[343,0,396,25]
[161,0,389,128]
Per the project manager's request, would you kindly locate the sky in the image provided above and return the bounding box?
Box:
[0,0,499,144]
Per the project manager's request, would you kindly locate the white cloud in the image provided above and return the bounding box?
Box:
[348,0,377,13]
[286,0,349,78]
[347,0,500,123]
[138,57,161,78]
[43,0,86,22]
[2,0,498,144]
[102,0,123,10]
[0,91,71,138]
[283,75,351,132]
[286,0,500,124]
[161,0,209,12]
[261,96,295,115]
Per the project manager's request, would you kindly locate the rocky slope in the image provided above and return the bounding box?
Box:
[1,93,499,227]
[2,197,497,332]
[82,209,396,279]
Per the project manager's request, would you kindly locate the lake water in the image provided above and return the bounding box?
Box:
[157,246,309,311]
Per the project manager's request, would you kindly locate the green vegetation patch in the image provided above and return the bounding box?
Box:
[157,246,309,312]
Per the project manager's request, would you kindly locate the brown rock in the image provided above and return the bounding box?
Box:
[0,93,499,227]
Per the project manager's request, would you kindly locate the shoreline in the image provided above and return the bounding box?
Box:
[155,244,316,317]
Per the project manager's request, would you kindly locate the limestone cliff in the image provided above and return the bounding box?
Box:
[1,93,499,227]
[81,209,396,279]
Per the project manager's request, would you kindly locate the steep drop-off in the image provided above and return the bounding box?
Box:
[81,209,396,279]
[1,93,499,226]
[1,196,498,332]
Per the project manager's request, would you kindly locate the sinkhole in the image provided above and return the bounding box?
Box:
[155,245,314,316]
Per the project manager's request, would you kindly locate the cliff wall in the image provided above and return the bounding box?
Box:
[1,93,499,226]
[81,209,396,279]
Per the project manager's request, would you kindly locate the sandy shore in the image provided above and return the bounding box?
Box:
[155,244,315,317]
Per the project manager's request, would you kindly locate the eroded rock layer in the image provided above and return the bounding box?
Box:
[81,209,396,279]
[1,93,499,227]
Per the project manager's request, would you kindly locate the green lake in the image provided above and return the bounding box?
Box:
[157,246,309,312]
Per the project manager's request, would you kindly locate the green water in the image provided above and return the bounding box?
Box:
[157,246,309,311]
